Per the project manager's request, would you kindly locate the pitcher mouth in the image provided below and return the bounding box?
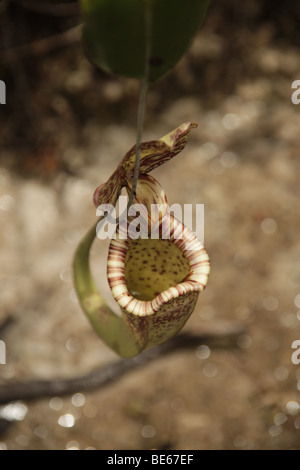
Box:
[107,215,210,317]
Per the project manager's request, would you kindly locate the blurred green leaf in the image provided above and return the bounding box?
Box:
[80,0,211,81]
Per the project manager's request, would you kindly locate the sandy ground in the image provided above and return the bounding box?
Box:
[0,0,300,450]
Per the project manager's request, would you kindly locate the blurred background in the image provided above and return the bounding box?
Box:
[0,0,300,450]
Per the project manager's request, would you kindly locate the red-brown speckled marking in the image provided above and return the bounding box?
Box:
[93,122,198,208]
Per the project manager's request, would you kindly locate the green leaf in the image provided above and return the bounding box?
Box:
[80,0,211,81]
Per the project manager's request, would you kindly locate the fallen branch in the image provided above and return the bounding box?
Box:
[0,321,245,405]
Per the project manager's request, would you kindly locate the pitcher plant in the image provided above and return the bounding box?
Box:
[73,122,210,358]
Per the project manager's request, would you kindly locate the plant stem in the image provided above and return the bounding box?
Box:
[127,77,149,208]
[127,0,151,209]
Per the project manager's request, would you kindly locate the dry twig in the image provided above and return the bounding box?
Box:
[0,322,245,405]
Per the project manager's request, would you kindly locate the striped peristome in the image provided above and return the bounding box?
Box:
[107,215,209,351]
